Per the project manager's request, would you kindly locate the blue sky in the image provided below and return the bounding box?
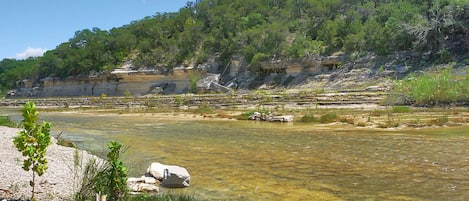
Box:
[0,0,188,60]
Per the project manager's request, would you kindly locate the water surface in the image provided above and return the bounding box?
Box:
[2,109,469,200]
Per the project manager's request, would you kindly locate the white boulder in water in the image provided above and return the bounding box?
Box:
[162,165,191,188]
[146,162,191,188]
[146,162,168,180]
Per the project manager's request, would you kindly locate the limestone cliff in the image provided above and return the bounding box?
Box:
[8,53,407,98]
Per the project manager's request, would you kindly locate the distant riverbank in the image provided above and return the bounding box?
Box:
[2,88,468,130]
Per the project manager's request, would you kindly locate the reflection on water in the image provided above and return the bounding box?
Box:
[2,109,469,200]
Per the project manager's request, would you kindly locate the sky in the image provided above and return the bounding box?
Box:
[0,0,189,60]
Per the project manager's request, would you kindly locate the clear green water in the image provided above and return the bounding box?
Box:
[3,109,469,200]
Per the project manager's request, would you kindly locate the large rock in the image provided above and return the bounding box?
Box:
[146,162,191,188]
[162,165,191,188]
[146,162,167,180]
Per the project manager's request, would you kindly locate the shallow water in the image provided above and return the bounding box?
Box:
[3,109,469,200]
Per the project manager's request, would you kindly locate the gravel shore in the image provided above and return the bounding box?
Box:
[0,126,102,201]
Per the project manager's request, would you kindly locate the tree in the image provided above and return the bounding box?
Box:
[13,101,52,201]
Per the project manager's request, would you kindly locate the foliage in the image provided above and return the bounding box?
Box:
[1,0,468,92]
[300,114,317,123]
[236,111,255,120]
[13,101,52,201]
[0,116,18,127]
[74,158,107,201]
[319,112,338,123]
[174,95,186,106]
[74,141,128,201]
[391,68,469,105]
[188,72,202,93]
[105,141,128,201]
[124,89,132,97]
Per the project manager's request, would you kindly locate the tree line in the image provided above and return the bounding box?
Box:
[0,0,467,92]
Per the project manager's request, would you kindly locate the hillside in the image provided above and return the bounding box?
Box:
[0,0,468,96]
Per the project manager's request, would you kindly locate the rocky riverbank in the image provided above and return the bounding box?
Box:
[0,126,102,201]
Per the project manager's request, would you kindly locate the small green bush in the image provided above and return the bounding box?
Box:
[300,114,317,123]
[320,112,338,123]
[105,141,128,201]
[174,95,185,106]
[74,141,128,201]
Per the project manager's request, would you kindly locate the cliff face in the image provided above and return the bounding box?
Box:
[8,53,415,98]
[10,69,197,98]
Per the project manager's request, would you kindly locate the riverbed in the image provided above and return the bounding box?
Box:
[2,109,469,200]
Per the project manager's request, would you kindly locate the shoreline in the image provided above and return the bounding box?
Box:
[36,104,469,131]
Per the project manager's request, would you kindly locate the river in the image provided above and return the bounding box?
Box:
[2,109,469,200]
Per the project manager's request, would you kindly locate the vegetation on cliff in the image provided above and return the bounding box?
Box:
[0,0,468,94]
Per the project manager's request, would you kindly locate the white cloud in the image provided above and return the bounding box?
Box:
[14,47,47,60]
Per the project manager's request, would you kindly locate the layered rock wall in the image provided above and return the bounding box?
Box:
[11,70,195,98]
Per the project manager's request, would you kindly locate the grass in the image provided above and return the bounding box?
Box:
[0,116,17,127]
[74,158,107,201]
[388,68,469,106]
[300,114,317,123]
[391,106,411,113]
[429,115,449,126]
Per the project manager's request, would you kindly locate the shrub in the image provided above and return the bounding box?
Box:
[174,95,185,106]
[188,73,202,93]
[105,141,128,201]
[300,114,317,123]
[320,112,338,123]
[124,89,132,97]
[74,141,128,201]
[236,112,253,120]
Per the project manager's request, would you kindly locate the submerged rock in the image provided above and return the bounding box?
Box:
[128,182,159,192]
[127,176,160,193]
